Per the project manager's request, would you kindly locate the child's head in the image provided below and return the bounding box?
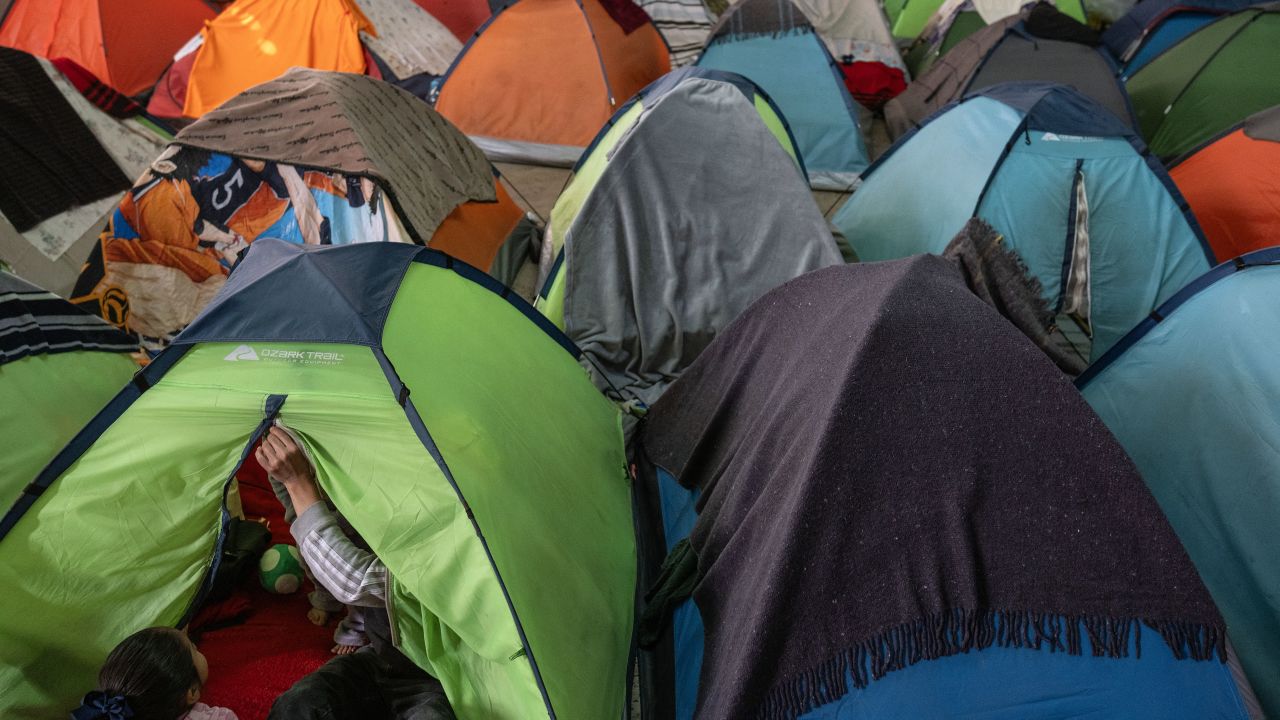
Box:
[73,627,208,720]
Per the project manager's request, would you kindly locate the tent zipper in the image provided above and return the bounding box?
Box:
[177,394,288,627]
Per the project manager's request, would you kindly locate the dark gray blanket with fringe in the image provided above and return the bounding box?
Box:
[640,255,1225,720]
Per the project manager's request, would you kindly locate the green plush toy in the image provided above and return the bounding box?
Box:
[258,543,304,594]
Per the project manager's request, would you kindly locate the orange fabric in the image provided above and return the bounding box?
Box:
[1172,130,1280,262]
[105,180,224,283]
[429,178,524,270]
[414,0,492,40]
[435,0,668,148]
[182,0,374,118]
[0,0,214,96]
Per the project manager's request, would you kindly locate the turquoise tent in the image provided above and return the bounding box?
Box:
[833,82,1212,362]
[1078,247,1280,719]
[694,0,870,190]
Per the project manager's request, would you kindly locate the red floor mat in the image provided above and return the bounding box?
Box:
[197,584,334,720]
[195,458,335,719]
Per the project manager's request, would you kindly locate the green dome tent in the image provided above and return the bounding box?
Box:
[1127,2,1280,160]
[0,271,137,507]
[0,241,634,720]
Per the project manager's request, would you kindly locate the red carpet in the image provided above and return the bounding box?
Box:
[196,459,335,720]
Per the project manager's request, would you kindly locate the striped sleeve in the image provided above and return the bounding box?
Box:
[290,503,387,608]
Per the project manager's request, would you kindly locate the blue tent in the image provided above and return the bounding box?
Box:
[1078,247,1280,719]
[1103,0,1259,76]
[637,256,1256,720]
[832,82,1212,362]
[694,0,870,190]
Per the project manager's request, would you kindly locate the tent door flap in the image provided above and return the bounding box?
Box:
[177,393,288,626]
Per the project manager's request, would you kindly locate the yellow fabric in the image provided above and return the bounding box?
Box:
[183,0,375,117]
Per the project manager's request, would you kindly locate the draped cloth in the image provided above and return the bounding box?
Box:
[640,256,1227,720]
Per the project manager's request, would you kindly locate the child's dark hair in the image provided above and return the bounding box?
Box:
[76,627,200,720]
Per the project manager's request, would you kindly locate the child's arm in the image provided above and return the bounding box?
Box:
[290,502,387,608]
[257,428,387,608]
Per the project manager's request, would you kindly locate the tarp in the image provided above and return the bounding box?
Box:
[637,0,716,65]
[0,271,137,502]
[181,0,376,118]
[793,0,902,64]
[0,241,634,720]
[0,0,215,96]
[355,0,463,77]
[1170,105,1280,261]
[433,0,671,165]
[1126,4,1280,160]
[838,84,1211,362]
[175,68,494,242]
[0,48,130,232]
[640,256,1247,720]
[71,69,507,347]
[1079,248,1280,720]
[536,68,841,405]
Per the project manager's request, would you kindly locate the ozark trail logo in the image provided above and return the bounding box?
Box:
[224,345,259,361]
[224,344,345,366]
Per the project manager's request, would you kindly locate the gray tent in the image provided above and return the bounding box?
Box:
[534,68,842,407]
[885,3,1132,138]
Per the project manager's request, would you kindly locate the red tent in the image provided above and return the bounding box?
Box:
[0,0,216,96]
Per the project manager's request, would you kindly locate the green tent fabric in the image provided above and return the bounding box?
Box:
[0,271,137,508]
[1127,3,1280,160]
[0,241,634,720]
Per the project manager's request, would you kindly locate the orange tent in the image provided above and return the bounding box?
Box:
[1171,105,1280,262]
[0,0,215,96]
[414,0,493,40]
[434,0,669,165]
[433,175,528,270]
[182,0,375,117]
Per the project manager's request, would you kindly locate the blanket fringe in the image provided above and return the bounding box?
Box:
[757,609,1226,720]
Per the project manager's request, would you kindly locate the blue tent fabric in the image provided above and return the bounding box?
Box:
[695,22,869,190]
[639,255,1248,719]
[1122,12,1225,73]
[652,461,1251,720]
[1102,0,1257,68]
[1079,248,1280,718]
[797,640,1251,719]
[653,466,703,720]
[833,82,1211,362]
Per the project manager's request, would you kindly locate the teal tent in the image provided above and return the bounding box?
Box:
[834,83,1211,362]
[694,0,871,189]
[1078,247,1280,720]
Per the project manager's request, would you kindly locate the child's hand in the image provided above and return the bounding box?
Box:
[257,427,321,514]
